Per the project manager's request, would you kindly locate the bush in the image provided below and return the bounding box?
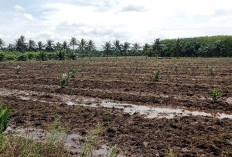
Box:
[16,54,27,61]
[26,52,36,60]
[5,55,15,61]
[67,51,76,60]
[36,51,48,61]
[47,52,56,60]
[0,52,5,61]
[56,49,65,60]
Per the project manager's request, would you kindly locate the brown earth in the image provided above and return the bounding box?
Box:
[0,57,232,156]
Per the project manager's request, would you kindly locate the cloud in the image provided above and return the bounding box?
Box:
[14,5,25,12]
[121,5,146,12]
[0,0,232,48]
[23,13,34,21]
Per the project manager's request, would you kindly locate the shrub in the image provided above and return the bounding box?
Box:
[154,69,161,81]
[56,49,65,60]
[211,89,220,101]
[16,54,27,61]
[0,106,10,133]
[36,51,48,61]
[67,51,76,60]
[26,52,36,60]
[5,55,15,61]
[59,73,69,87]
[0,52,5,61]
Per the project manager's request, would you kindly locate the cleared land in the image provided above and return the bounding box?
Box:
[0,57,232,156]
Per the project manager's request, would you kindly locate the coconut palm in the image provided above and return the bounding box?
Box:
[46,39,54,52]
[37,41,43,51]
[131,42,141,56]
[86,40,95,57]
[69,37,77,51]
[78,38,86,53]
[62,41,68,51]
[28,39,36,51]
[113,39,122,55]
[142,43,151,57]
[122,42,130,56]
[15,35,27,52]
[103,41,112,57]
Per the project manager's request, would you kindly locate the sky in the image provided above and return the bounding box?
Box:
[0,0,232,48]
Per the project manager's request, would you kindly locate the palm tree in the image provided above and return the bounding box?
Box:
[113,40,122,56]
[15,35,27,52]
[28,39,36,51]
[0,38,4,49]
[142,43,151,57]
[78,38,86,53]
[69,37,77,51]
[46,39,54,52]
[86,40,95,57]
[62,41,68,51]
[37,41,43,51]
[122,42,130,56]
[55,42,62,51]
[103,41,112,57]
[131,42,141,56]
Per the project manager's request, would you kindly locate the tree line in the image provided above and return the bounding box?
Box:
[0,35,231,61]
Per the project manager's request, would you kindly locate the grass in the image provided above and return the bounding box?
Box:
[0,116,69,157]
[0,106,10,133]
[109,144,118,157]
[80,124,102,157]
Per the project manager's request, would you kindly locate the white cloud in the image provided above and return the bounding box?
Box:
[14,5,25,12]
[23,13,34,21]
[1,0,232,48]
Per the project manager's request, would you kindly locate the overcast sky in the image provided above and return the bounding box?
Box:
[0,0,232,47]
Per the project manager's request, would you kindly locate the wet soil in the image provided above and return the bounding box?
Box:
[0,57,232,156]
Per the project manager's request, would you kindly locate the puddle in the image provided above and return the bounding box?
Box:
[5,126,123,157]
[0,88,232,120]
[72,101,227,119]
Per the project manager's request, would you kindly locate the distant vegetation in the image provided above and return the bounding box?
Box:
[0,35,231,61]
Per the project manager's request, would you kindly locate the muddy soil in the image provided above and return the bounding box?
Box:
[0,57,232,156]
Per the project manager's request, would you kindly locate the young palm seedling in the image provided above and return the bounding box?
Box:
[0,106,10,133]
[68,69,76,78]
[211,89,220,102]
[209,67,215,75]
[154,69,161,81]
[59,73,69,87]
[15,65,21,74]
[174,64,178,71]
